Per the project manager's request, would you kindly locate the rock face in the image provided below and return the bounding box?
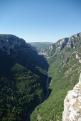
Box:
[30,32,81,58]
[51,32,81,54]
[62,73,81,121]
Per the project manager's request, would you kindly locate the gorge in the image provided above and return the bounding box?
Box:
[0,32,81,121]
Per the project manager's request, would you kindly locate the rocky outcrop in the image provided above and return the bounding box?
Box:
[30,32,81,58]
[47,32,81,57]
[76,52,81,64]
[62,73,81,121]
[55,33,81,51]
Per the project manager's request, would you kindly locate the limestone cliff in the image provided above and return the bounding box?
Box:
[62,73,81,121]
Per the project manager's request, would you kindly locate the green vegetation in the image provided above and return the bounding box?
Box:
[1,33,81,121]
[0,35,49,121]
[31,33,81,121]
[31,51,81,121]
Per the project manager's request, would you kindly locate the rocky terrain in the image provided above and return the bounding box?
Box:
[62,73,81,121]
[31,33,81,58]
[62,52,81,121]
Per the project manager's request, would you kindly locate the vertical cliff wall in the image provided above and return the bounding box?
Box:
[62,73,81,121]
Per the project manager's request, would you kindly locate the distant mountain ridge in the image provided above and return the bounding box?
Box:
[30,42,52,57]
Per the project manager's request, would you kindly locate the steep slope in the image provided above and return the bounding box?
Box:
[48,32,81,57]
[0,34,49,121]
[31,32,81,121]
[0,34,48,71]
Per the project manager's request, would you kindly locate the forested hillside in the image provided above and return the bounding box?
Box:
[0,34,49,121]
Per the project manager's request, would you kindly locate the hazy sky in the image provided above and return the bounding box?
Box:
[0,0,81,42]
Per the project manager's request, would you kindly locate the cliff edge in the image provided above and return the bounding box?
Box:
[62,73,81,121]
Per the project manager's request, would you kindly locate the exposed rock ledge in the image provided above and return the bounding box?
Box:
[62,73,81,121]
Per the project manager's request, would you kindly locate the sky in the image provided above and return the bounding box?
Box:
[0,0,81,42]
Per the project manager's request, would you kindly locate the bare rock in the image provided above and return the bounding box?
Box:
[62,74,81,121]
